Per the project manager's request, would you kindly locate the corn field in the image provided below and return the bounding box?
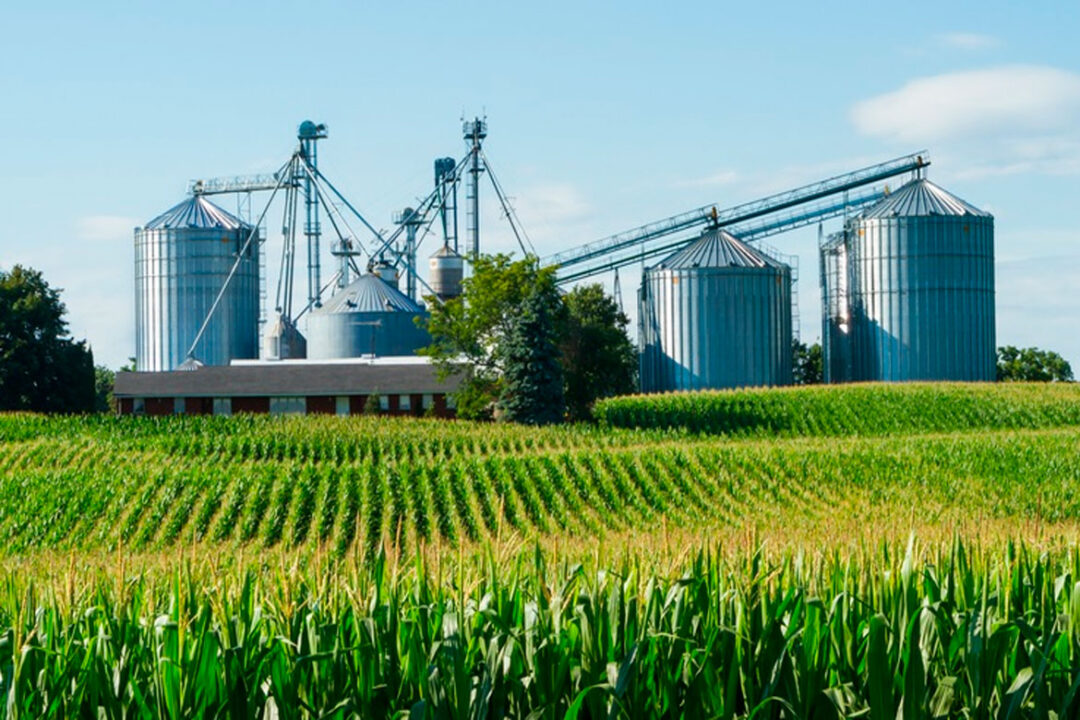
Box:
[2,382,1080,716]
[1,415,1079,555]
[593,382,1080,435]
[2,540,1080,717]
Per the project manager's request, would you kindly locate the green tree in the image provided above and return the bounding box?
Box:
[561,284,636,421]
[420,254,560,419]
[996,346,1073,382]
[793,340,823,385]
[499,285,565,424]
[94,365,115,413]
[0,265,95,412]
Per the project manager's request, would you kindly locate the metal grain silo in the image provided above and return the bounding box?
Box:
[428,244,464,301]
[134,196,260,371]
[306,273,431,359]
[819,231,851,383]
[839,178,995,382]
[639,227,793,392]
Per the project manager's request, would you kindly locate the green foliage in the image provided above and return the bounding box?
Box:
[997,345,1074,382]
[93,364,115,413]
[5,386,1080,713]
[793,340,823,384]
[0,265,95,413]
[561,284,637,421]
[1,540,1080,716]
[593,381,1080,435]
[420,254,560,418]
[2,384,1080,556]
[499,285,565,424]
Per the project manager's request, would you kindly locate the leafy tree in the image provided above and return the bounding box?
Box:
[0,265,95,412]
[793,341,823,385]
[996,346,1073,382]
[421,254,560,420]
[499,285,565,424]
[94,365,115,413]
[561,284,636,421]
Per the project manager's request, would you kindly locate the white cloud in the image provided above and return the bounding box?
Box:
[76,215,139,242]
[936,32,1000,51]
[851,65,1080,179]
[852,66,1080,143]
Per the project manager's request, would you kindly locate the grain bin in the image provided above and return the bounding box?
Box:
[819,231,851,383]
[428,244,464,301]
[827,178,995,382]
[134,195,260,371]
[639,227,793,391]
[306,273,430,359]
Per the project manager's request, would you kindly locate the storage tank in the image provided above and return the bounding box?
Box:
[429,244,464,300]
[819,231,850,383]
[134,195,259,371]
[372,258,399,288]
[639,227,793,392]
[306,273,430,359]
[263,313,307,360]
[835,177,995,382]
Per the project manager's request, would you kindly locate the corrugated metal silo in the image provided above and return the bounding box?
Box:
[306,273,431,359]
[819,231,850,383]
[639,227,793,392]
[836,178,995,382]
[134,196,260,371]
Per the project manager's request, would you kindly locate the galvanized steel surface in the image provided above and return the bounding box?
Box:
[823,179,995,382]
[640,229,793,392]
[429,245,464,300]
[135,197,260,371]
[818,233,850,383]
[307,274,430,359]
[144,195,247,230]
[264,314,307,360]
[658,228,787,269]
[861,178,991,219]
[317,273,423,314]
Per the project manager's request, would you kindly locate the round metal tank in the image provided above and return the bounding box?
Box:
[306,273,431,359]
[372,259,399,288]
[841,178,995,382]
[264,313,307,360]
[639,228,793,392]
[429,244,464,300]
[819,231,851,383]
[134,195,260,371]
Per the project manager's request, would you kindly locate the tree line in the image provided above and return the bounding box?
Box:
[1,263,1073,418]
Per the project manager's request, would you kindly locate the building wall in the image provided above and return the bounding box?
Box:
[145,397,173,416]
[118,394,455,418]
[232,397,270,414]
[306,396,335,415]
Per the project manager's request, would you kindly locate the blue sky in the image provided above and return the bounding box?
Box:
[2,1,1078,370]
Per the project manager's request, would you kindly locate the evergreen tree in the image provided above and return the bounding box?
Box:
[560,284,636,420]
[0,265,95,412]
[499,285,565,425]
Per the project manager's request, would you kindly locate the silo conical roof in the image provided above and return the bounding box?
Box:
[143,195,248,230]
[862,178,990,218]
[316,273,424,314]
[657,227,786,269]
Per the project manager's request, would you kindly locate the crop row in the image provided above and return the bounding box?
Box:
[2,428,1079,554]
[3,539,1080,717]
[594,381,1080,435]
